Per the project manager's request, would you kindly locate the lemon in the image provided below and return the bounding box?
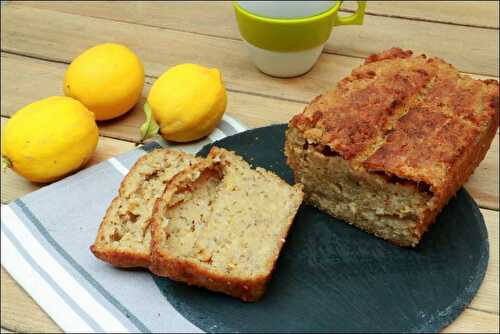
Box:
[142,63,227,142]
[1,96,99,183]
[64,43,144,121]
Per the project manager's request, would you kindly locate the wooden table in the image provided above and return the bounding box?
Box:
[1,1,498,332]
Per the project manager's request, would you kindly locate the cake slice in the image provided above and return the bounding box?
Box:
[285,47,499,247]
[150,147,303,301]
[91,149,200,267]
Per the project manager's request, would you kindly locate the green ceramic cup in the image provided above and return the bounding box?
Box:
[234,1,366,77]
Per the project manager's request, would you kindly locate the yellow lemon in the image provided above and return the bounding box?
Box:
[143,63,227,142]
[1,96,99,183]
[64,43,144,121]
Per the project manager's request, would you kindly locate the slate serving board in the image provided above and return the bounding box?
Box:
[152,124,489,333]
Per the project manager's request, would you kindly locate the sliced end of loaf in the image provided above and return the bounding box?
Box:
[285,127,430,247]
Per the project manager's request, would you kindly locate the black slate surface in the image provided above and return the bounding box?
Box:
[152,124,489,333]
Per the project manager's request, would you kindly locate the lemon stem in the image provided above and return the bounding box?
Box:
[140,102,160,141]
[1,155,12,172]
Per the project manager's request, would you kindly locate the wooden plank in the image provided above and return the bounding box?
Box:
[1,6,498,109]
[341,1,499,29]
[1,207,497,332]
[443,308,499,333]
[2,52,498,209]
[1,267,61,333]
[0,52,304,142]
[327,13,498,77]
[0,52,147,143]
[0,5,350,104]
[0,116,136,204]
[15,1,500,31]
[442,309,499,333]
[11,1,499,76]
[469,209,499,314]
[465,134,499,211]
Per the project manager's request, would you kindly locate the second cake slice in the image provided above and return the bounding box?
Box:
[150,147,303,301]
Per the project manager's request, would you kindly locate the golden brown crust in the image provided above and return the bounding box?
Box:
[90,244,151,268]
[287,48,499,246]
[363,70,498,192]
[290,48,498,189]
[363,109,481,191]
[415,104,499,238]
[364,47,414,64]
[290,51,435,160]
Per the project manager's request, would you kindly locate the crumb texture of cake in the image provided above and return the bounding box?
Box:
[91,149,200,267]
[150,147,304,301]
[286,47,499,247]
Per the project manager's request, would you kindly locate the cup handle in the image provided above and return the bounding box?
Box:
[334,1,366,26]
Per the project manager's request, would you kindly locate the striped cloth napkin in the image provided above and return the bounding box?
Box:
[1,115,246,333]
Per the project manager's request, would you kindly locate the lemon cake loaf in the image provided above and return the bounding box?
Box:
[91,149,200,267]
[285,48,499,247]
[150,147,303,301]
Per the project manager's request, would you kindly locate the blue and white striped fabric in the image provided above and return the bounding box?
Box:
[1,115,247,333]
